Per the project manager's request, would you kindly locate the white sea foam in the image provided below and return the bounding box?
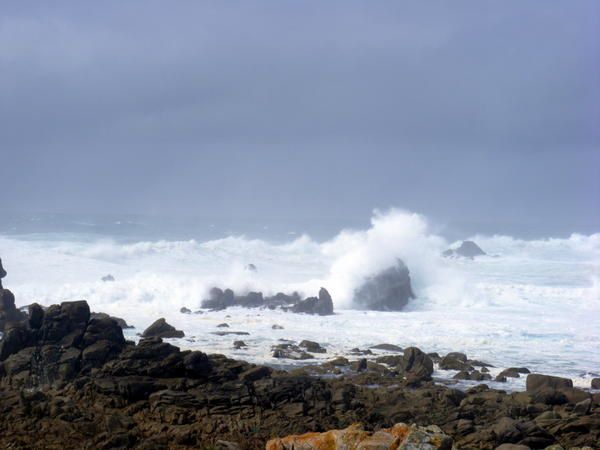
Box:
[0,210,598,389]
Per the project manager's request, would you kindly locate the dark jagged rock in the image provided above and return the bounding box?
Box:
[0,258,6,287]
[0,289,26,332]
[443,240,486,258]
[142,318,185,339]
[245,263,257,272]
[201,287,235,310]
[235,291,264,308]
[401,346,434,383]
[101,274,115,282]
[90,312,133,329]
[201,287,334,315]
[352,260,415,311]
[291,287,334,315]
[592,378,600,389]
[180,306,192,314]
[265,292,302,308]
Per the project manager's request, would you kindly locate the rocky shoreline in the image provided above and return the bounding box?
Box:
[0,260,598,449]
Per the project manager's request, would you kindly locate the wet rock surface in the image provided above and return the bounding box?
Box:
[142,318,185,339]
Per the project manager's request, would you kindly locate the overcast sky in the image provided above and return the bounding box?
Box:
[1,1,598,234]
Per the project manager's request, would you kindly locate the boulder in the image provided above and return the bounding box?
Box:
[266,423,453,450]
[142,318,185,339]
[591,378,600,389]
[439,352,471,371]
[245,264,257,272]
[352,260,415,311]
[442,240,486,258]
[401,347,433,383]
[526,374,573,393]
[179,307,191,314]
[299,340,326,354]
[101,274,115,282]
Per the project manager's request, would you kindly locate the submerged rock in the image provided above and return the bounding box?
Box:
[442,240,486,258]
[142,318,185,339]
[352,260,415,311]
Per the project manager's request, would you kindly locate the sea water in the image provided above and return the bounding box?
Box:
[0,210,598,390]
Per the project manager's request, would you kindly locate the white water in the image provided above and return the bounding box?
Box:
[1,210,598,390]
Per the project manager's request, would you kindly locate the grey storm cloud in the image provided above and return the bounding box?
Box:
[0,1,598,234]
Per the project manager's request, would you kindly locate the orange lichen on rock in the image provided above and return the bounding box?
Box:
[266,423,453,450]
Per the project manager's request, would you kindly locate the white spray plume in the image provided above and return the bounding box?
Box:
[319,208,460,308]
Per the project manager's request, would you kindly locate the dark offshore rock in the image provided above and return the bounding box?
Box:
[245,263,257,272]
[180,306,191,314]
[442,240,486,258]
[352,260,415,311]
[201,287,235,310]
[235,291,264,308]
[142,318,185,339]
[265,292,302,308]
[101,274,115,282]
[291,288,334,315]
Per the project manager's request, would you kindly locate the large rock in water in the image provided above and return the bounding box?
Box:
[142,318,185,339]
[266,423,453,450]
[352,260,415,311]
[291,288,334,315]
[442,241,486,258]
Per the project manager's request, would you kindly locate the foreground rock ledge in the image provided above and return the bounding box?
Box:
[0,299,598,449]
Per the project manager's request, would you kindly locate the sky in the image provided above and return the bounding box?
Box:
[0,1,598,235]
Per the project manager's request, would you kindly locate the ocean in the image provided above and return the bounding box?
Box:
[1,209,598,390]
